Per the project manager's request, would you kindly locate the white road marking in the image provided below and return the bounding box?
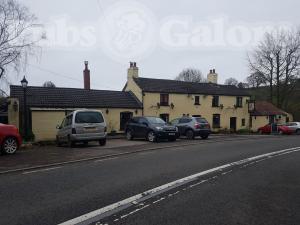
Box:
[94,157,119,163]
[153,197,165,204]
[22,166,62,175]
[58,146,300,225]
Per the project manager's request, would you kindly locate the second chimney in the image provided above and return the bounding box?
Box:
[83,61,90,90]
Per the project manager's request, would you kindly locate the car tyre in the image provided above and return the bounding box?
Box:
[147,131,157,142]
[186,129,195,140]
[296,129,300,135]
[258,129,263,135]
[67,136,75,148]
[2,137,18,155]
[56,136,62,147]
[99,139,106,146]
[279,130,283,135]
[126,130,134,140]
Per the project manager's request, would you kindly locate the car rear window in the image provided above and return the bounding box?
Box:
[75,112,104,124]
[195,118,208,123]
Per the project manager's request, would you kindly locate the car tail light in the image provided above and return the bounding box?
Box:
[194,123,200,129]
[72,128,76,134]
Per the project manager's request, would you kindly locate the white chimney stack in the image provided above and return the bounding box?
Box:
[207,69,218,84]
[127,62,139,80]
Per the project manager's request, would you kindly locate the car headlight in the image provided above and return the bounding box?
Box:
[156,127,163,131]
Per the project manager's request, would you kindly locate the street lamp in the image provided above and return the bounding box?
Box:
[21,76,28,140]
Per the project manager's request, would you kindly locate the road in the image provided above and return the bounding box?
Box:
[0,135,299,225]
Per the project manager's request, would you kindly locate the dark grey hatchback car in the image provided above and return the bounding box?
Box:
[125,117,179,142]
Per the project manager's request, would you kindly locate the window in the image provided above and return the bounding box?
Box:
[170,118,179,125]
[146,117,166,124]
[75,112,104,124]
[196,118,208,123]
[236,97,243,107]
[179,118,192,124]
[212,114,221,128]
[212,96,219,107]
[160,94,169,106]
[65,115,73,126]
[242,118,246,126]
[194,96,200,105]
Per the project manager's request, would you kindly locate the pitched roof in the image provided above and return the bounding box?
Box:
[133,77,250,96]
[10,86,143,109]
[251,101,287,116]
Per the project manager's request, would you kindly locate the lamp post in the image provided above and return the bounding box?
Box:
[21,76,28,140]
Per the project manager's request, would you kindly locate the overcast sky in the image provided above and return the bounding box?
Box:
[10,0,300,91]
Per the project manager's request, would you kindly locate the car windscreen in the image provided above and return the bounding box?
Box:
[75,112,104,124]
[196,118,208,123]
[146,117,166,124]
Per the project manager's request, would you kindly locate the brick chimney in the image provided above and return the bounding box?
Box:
[83,61,90,90]
[207,69,218,84]
[127,62,139,80]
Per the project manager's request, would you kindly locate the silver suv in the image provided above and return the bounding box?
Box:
[56,110,107,147]
[170,116,211,139]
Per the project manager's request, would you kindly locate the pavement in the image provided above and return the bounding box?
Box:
[0,135,299,225]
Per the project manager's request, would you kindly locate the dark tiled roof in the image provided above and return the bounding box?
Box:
[10,86,143,109]
[251,101,287,116]
[133,77,250,96]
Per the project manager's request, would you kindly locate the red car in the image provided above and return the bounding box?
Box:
[257,124,293,135]
[0,124,22,154]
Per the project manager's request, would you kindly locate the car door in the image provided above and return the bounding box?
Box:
[61,114,73,141]
[178,118,191,135]
[136,117,148,138]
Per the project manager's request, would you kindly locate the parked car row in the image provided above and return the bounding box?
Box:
[257,122,300,135]
[1,108,299,154]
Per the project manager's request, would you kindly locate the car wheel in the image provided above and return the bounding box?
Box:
[186,129,195,140]
[147,131,156,142]
[83,141,88,146]
[2,137,18,154]
[126,130,133,140]
[99,139,106,146]
[67,136,75,148]
[258,129,263,135]
[279,130,283,135]
[200,135,209,140]
[296,129,300,135]
[56,136,62,147]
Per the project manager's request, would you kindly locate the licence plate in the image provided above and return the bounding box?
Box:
[85,127,97,131]
[168,133,175,136]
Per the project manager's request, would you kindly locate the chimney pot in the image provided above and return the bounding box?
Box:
[213,69,215,73]
[83,61,90,90]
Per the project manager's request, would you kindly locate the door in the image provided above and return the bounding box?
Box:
[120,112,133,131]
[230,117,237,132]
[160,114,169,123]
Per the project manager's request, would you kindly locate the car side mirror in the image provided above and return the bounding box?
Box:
[56,125,61,129]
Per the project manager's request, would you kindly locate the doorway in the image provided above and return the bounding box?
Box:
[160,114,170,123]
[230,117,237,132]
[120,112,133,131]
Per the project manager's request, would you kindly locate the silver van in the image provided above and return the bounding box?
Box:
[56,110,107,147]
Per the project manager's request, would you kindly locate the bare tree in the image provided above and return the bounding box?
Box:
[247,28,300,107]
[43,81,56,88]
[247,71,266,88]
[175,68,206,83]
[0,0,39,81]
[224,77,239,86]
